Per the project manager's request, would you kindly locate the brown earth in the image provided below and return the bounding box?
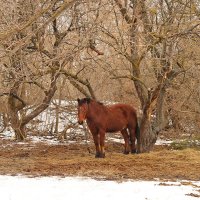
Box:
[0,138,200,181]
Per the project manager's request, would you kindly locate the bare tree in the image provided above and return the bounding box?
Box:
[98,0,200,152]
[0,0,199,146]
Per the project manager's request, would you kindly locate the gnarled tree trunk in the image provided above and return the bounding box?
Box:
[7,72,59,141]
[114,0,176,153]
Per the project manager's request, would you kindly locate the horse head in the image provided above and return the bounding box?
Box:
[77,98,91,125]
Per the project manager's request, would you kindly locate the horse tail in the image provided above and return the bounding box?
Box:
[136,121,140,142]
[136,121,141,153]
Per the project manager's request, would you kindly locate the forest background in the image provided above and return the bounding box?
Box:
[0,0,200,152]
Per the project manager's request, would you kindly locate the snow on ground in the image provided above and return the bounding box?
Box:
[1,128,174,147]
[107,137,173,145]
[0,175,199,200]
[0,99,180,146]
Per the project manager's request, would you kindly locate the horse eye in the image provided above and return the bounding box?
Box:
[80,107,85,112]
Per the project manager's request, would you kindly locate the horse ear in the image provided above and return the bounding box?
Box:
[86,98,91,104]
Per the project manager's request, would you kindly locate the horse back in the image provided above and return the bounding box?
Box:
[108,104,137,117]
[104,104,137,131]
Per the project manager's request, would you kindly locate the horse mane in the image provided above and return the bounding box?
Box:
[89,98,105,106]
[78,98,104,106]
[78,97,91,105]
[96,100,104,106]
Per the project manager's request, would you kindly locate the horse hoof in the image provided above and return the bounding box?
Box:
[131,149,137,154]
[100,153,105,158]
[95,153,105,158]
[95,153,101,158]
[123,151,130,155]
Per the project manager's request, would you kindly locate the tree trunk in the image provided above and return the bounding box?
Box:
[8,101,26,140]
[54,77,66,135]
[138,105,157,153]
[154,87,168,133]
[7,79,26,140]
[14,125,26,141]
[113,0,186,152]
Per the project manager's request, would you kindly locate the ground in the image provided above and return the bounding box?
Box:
[0,138,200,182]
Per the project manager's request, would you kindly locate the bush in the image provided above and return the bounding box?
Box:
[170,139,200,150]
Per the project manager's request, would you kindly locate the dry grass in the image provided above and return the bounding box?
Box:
[0,139,199,181]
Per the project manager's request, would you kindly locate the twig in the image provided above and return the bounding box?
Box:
[0,92,26,106]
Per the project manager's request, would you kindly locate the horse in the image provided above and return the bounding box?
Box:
[77,98,140,158]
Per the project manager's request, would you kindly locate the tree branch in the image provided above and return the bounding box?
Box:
[21,72,60,126]
[0,92,26,106]
[114,0,133,24]
[61,69,96,99]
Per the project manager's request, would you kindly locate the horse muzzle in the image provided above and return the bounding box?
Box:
[78,120,83,125]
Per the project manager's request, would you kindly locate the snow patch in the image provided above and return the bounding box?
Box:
[0,175,199,200]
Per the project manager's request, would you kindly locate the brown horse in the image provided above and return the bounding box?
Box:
[77,98,140,158]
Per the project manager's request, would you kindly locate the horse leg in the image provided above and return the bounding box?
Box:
[121,129,130,154]
[92,133,101,158]
[128,127,137,154]
[99,130,106,158]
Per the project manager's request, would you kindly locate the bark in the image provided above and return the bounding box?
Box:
[139,109,156,153]
[137,86,159,152]
[8,81,27,140]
